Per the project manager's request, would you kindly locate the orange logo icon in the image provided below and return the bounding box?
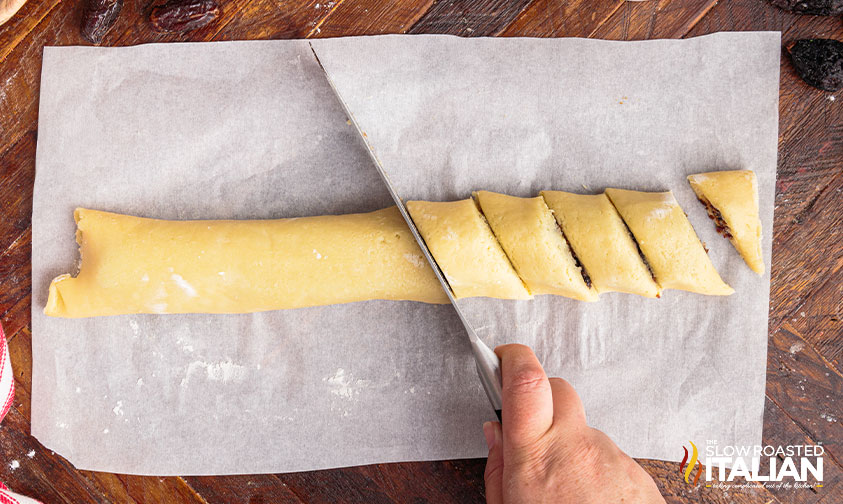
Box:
[680,441,703,485]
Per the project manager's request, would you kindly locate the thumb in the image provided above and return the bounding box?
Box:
[483,421,504,504]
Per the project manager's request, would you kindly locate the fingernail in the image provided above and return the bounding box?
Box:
[483,421,496,449]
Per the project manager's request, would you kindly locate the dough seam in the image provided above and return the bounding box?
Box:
[469,194,533,295]
[605,195,661,290]
[545,206,593,289]
[687,170,764,275]
[605,188,733,295]
[697,195,733,237]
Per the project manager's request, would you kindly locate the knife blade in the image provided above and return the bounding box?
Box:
[309,43,503,421]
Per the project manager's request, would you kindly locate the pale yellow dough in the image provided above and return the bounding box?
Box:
[474,191,596,301]
[688,170,764,274]
[47,190,740,318]
[605,189,734,296]
[45,207,448,318]
[541,191,661,298]
[406,199,531,300]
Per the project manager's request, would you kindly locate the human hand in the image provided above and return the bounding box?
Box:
[483,344,665,504]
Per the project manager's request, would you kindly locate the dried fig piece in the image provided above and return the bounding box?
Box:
[81,0,123,44]
[769,0,843,15]
[788,39,843,92]
[150,0,219,33]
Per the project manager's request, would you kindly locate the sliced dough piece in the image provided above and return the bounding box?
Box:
[474,191,597,301]
[45,207,449,318]
[407,199,531,300]
[541,191,661,298]
[605,188,734,296]
[687,170,764,274]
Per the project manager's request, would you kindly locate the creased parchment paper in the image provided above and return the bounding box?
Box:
[32,32,779,475]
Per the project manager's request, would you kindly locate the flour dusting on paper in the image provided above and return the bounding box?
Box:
[181,360,246,386]
[177,337,195,353]
[323,368,371,400]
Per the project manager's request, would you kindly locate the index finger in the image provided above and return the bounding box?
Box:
[495,344,554,445]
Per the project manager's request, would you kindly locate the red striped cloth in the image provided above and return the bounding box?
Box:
[0,323,13,423]
[0,322,42,504]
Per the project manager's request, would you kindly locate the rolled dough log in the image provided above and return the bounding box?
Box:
[406,199,531,300]
[45,207,449,318]
[47,189,740,317]
[688,170,763,274]
[605,189,734,296]
[474,191,597,301]
[541,191,661,298]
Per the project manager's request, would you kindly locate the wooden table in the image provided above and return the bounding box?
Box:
[0,1,841,502]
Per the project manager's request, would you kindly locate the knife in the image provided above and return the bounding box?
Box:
[309,43,503,421]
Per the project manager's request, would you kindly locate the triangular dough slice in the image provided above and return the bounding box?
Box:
[407,199,531,300]
[541,191,661,298]
[474,191,597,301]
[687,170,764,274]
[605,189,734,296]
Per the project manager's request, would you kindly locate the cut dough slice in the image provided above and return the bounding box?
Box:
[541,191,661,298]
[605,188,734,296]
[45,207,448,318]
[687,170,764,274]
[474,191,597,301]
[407,199,531,300]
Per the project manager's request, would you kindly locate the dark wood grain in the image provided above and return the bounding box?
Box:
[0,131,34,244]
[210,0,329,40]
[0,406,112,503]
[185,474,301,504]
[590,0,718,40]
[761,398,843,503]
[500,0,624,37]
[311,0,436,38]
[768,322,843,457]
[408,0,535,36]
[0,0,841,502]
[0,227,30,342]
[277,461,487,503]
[0,0,62,62]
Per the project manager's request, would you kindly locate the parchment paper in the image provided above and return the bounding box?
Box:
[311,31,780,461]
[31,32,780,475]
